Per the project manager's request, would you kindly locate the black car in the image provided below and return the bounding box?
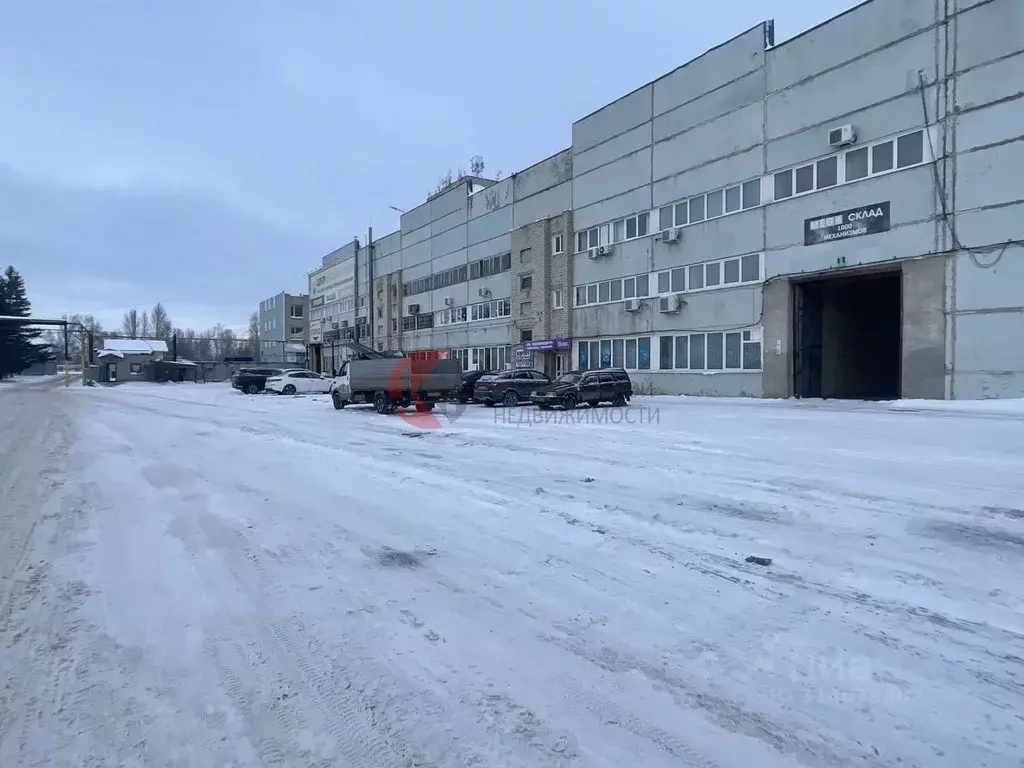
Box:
[231,367,292,394]
[454,369,495,403]
[473,369,552,407]
[529,368,633,409]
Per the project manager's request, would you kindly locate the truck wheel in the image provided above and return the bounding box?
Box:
[503,390,520,407]
[373,391,393,415]
[245,383,260,395]
[332,392,345,410]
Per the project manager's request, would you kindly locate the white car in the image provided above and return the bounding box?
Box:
[264,370,332,395]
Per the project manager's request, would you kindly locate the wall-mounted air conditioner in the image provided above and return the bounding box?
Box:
[597,245,613,256]
[478,288,491,298]
[444,297,454,306]
[658,294,684,313]
[828,124,856,148]
[661,228,681,244]
[624,299,641,312]
[587,248,600,260]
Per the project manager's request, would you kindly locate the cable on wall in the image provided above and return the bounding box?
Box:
[917,70,1021,269]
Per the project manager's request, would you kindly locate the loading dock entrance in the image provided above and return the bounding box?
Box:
[793,268,902,400]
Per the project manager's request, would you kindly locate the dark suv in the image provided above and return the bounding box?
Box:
[454,369,495,403]
[473,369,551,407]
[231,367,291,394]
[529,368,633,409]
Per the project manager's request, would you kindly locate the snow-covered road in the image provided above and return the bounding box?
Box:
[2,382,1023,767]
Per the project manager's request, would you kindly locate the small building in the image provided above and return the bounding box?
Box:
[95,338,169,383]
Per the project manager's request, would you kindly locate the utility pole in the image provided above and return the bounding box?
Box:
[367,225,374,348]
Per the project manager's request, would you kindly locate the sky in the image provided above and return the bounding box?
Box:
[1,0,859,334]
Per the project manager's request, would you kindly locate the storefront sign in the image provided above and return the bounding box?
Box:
[310,296,325,308]
[523,338,572,352]
[514,349,534,369]
[804,202,890,246]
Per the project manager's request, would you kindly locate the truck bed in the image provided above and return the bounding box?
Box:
[349,358,461,394]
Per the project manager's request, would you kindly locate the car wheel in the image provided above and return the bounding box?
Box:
[611,393,626,407]
[282,384,297,395]
[332,392,345,410]
[562,393,578,410]
[245,383,260,395]
[587,400,600,408]
[503,390,520,407]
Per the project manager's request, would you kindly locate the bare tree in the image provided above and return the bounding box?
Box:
[121,308,139,337]
[150,302,172,340]
[248,311,260,362]
[139,310,151,337]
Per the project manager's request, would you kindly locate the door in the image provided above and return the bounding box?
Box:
[107,363,118,382]
[598,372,616,401]
[794,282,824,398]
[580,372,601,401]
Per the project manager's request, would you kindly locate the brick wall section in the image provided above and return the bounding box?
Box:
[510,212,574,347]
[373,271,402,352]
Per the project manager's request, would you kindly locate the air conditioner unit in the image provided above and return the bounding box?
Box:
[444,297,454,306]
[624,299,641,312]
[661,228,681,244]
[659,294,684,313]
[408,304,420,314]
[587,248,600,260]
[478,288,491,298]
[828,124,856,148]
[597,245,613,256]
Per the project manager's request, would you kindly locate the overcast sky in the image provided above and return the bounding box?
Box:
[2,0,857,333]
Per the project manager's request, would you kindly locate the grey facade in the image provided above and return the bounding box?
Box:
[300,0,1022,398]
[566,0,1024,399]
[257,292,308,364]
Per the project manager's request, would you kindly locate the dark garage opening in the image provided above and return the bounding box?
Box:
[793,270,902,400]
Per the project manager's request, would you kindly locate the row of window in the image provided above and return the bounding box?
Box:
[436,298,512,326]
[577,128,928,252]
[403,253,512,297]
[577,328,762,372]
[574,252,762,308]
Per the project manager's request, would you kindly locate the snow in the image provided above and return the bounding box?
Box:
[96,349,124,359]
[100,337,169,354]
[3,382,1023,767]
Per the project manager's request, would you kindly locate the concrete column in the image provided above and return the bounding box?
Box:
[761,277,792,398]
[902,256,947,399]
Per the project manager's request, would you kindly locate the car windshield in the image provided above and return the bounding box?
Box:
[556,373,581,383]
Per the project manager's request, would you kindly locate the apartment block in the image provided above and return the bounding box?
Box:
[302,0,1023,398]
[256,292,308,364]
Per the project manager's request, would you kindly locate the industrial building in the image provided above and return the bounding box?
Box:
[257,291,309,365]
[307,0,1023,399]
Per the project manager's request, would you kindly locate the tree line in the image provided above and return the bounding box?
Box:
[0,266,52,378]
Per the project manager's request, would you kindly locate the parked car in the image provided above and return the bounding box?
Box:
[454,369,495,403]
[529,368,633,409]
[473,369,552,407]
[231,367,294,394]
[265,370,332,395]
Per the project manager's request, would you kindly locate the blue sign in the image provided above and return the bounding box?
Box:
[523,338,572,352]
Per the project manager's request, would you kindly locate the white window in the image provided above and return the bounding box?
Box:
[551,289,564,309]
[576,228,599,252]
[552,234,564,254]
[290,305,304,318]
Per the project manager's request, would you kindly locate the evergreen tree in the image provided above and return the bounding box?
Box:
[0,266,45,376]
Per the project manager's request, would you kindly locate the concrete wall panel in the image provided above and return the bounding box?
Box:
[654,71,764,143]
[957,97,1024,153]
[574,123,652,176]
[468,234,511,261]
[954,312,1024,372]
[653,26,765,117]
[402,224,430,249]
[401,239,431,269]
[954,252,1024,311]
[636,372,762,397]
[573,240,651,285]
[653,214,765,268]
[767,32,935,140]
[430,223,466,259]
[653,102,763,180]
[468,207,512,245]
[401,202,431,234]
[768,0,938,92]
[469,178,513,219]
[572,150,651,210]
[513,151,572,199]
[572,85,653,154]
[956,142,1024,211]
[430,184,467,219]
[513,182,571,228]
[956,53,1024,112]
[649,287,761,333]
[430,248,467,274]
[901,256,946,398]
[956,0,1024,70]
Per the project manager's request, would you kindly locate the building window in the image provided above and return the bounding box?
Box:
[520,275,532,291]
[401,316,416,331]
[706,189,724,218]
[552,234,564,254]
[817,156,838,187]
[391,319,397,332]
[897,131,924,167]
[657,271,671,294]
[576,227,599,253]
[130,363,142,375]
[578,336,651,371]
[551,289,564,309]
[520,329,533,343]
[663,328,762,371]
[290,326,303,335]
[742,179,761,208]
[290,306,304,318]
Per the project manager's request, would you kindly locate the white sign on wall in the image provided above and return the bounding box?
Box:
[309,258,355,302]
